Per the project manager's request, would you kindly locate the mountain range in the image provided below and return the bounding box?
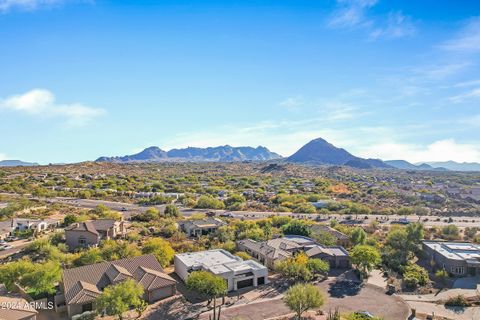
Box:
[3,138,479,171]
[0,160,39,167]
[96,145,282,163]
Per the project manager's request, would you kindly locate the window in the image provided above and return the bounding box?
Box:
[78,236,87,246]
[451,266,464,275]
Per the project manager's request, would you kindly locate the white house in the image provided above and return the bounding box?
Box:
[174,249,268,291]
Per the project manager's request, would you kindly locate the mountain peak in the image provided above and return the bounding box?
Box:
[287,137,391,169]
[96,145,282,163]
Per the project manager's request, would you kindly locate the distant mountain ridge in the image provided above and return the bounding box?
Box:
[0,160,39,167]
[384,160,447,171]
[425,161,480,172]
[96,145,282,163]
[287,138,392,169]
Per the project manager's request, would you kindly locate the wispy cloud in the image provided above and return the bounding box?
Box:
[0,153,7,161]
[440,17,480,53]
[327,0,415,40]
[452,79,480,88]
[279,96,304,110]
[449,87,480,103]
[369,11,415,40]
[0,89,105,126]
[320,101,360,121]
[412,62,471,80]
[0,0,63,12]
[327,0,377,29]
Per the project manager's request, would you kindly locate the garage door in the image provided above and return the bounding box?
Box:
[237,278,254,289]
[149,286,174,302]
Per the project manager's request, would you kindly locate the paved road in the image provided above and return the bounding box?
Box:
[0,239,31,258]
[2,193,479,227]
[200,282,409,320]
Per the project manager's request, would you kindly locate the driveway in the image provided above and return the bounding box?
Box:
[199,280,409,320]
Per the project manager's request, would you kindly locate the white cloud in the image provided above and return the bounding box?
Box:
[0,153,7,161]
[0,89,105,126]
[279,96,304,110]
[369,11,415,40]
[440,17,480,53]
[320,101,359,121]
[413,62,471,80]
[0,0,62,12]
[452,79,480,88]
[358,139,480,163]
[328,0,378,29]
[328,1,415,40]
[449,87,480,103]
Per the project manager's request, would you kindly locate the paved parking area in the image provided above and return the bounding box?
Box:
[200,279,409,320]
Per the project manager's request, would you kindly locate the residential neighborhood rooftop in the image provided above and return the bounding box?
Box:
[423,241,480,262]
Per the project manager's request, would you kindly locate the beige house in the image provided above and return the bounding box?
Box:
[237,235,350,269]
[65,219,126,250]
[56,254,176,319]
[179,217,226,237]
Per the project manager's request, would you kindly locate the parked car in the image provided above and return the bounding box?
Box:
[4,236,17,242]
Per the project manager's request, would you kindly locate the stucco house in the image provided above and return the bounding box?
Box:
[65,219,126,250]
[174,249,268,291]
[179,217,226,237]
[423,241,480,277]
[56,254,176,319]
[237,235,350,269]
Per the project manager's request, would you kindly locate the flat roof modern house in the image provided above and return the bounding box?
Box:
[174,249,268,291]
[422,241,480,276]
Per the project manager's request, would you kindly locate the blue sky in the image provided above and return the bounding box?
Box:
[0,0,479,164]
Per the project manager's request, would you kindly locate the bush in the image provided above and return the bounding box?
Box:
[403,264,429,289]
[445,295,471,307]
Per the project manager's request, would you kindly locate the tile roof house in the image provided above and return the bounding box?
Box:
[56,254,176,318]
[65,219,126,250]
[179,217,226,237]
[310,225,350,246]
[0,284,38,320]
[237,235,350,269]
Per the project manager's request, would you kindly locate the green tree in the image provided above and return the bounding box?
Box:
[135,207,160,221]
[0,259,34,291]
[164,204,181,218]
[63,214,78,226]
[195,195,225,209]
[74,248,104,266]
[224,194,246,211]
[350,245,381,277]
[350,227,367,246]
[284,283,325,320]
[281,220,311,237]
[186,271,227,320]
[442,225,460,241]
[142,238,175,267]
[100,240,141,261]
[21,261,62,298]
[312,231,337,246]
[96,279,145,320]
